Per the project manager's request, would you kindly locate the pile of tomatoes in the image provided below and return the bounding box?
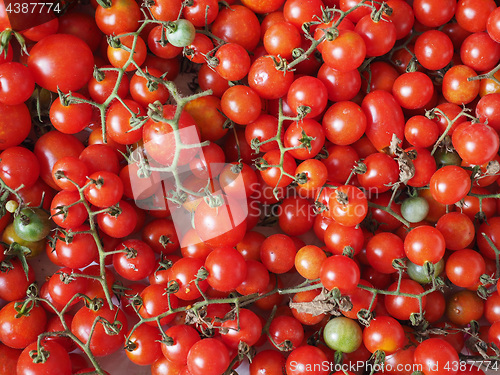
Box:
[2,0,500,374]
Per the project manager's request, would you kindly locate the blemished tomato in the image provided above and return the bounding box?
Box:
[113,239,156,281]
[248,56,295,100]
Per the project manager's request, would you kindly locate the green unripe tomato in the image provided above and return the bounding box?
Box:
[13,207,51,242]
[323,316,362,353]
[407,258,444,284]
[167,19,196,47]
[401,196,429,223]
[434,148,462,167]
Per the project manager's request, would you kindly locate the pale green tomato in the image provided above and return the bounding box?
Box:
[167,19,196,47]
[401,196,429,223]
[407,258,444,284]
[323,316,362,353]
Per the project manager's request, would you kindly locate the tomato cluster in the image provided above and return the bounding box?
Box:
[1,0,500,374]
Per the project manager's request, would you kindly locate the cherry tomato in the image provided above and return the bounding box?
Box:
[28,34,94,93]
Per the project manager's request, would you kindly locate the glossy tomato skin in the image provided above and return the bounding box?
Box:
[105,99,145,145]
[248,56,295,100]
[55,225,98,269]
[113,239,156,281]
[211,5,261,51]
[324,221,364,255]
[107,35,147,72]
[260,233,297,274]
[286,345,329,375]
[328,185,368,227]
[125,324,163,366]
[0,102,31,150]
[187,338,230,375]
[17,341,72,375]
[384,279,426,320]
[0,343,21,374]
[34,131,85,190]
[429,165,471,205]
[169,257,209,300]
[413,0,456,27]
[71,305,128,357]
[451,121,499,165]
[0,259,36,301]
[278,196,315,236]
[357,152,399,194]
[143,105,201,166]
[161,324,200,365]
[49,93,93,135]
[88,66,130,104]
[250,350,286,375]
[404,225,446,266]
[194,195,247,248]
[442,65,480,105]
[139,284,179,326]
[220,308,262,348]
[355,14,397,57]
[366,232,404,274]
[95,0,140,35]
[361,90,405,152]
[84,171,124,208]
[414,338,459,375]
[318,64,361,103]
[205,246,247,292]
[287,76,328,119]
[284,119,325,160]
[320,255,360,293]
[28,34,94,93]
[0,300,47,349]
[58,12,102,52]
[0,147,40,190]
[322,30,367,72]
[363,316,405,354]
[0,62,35,106]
